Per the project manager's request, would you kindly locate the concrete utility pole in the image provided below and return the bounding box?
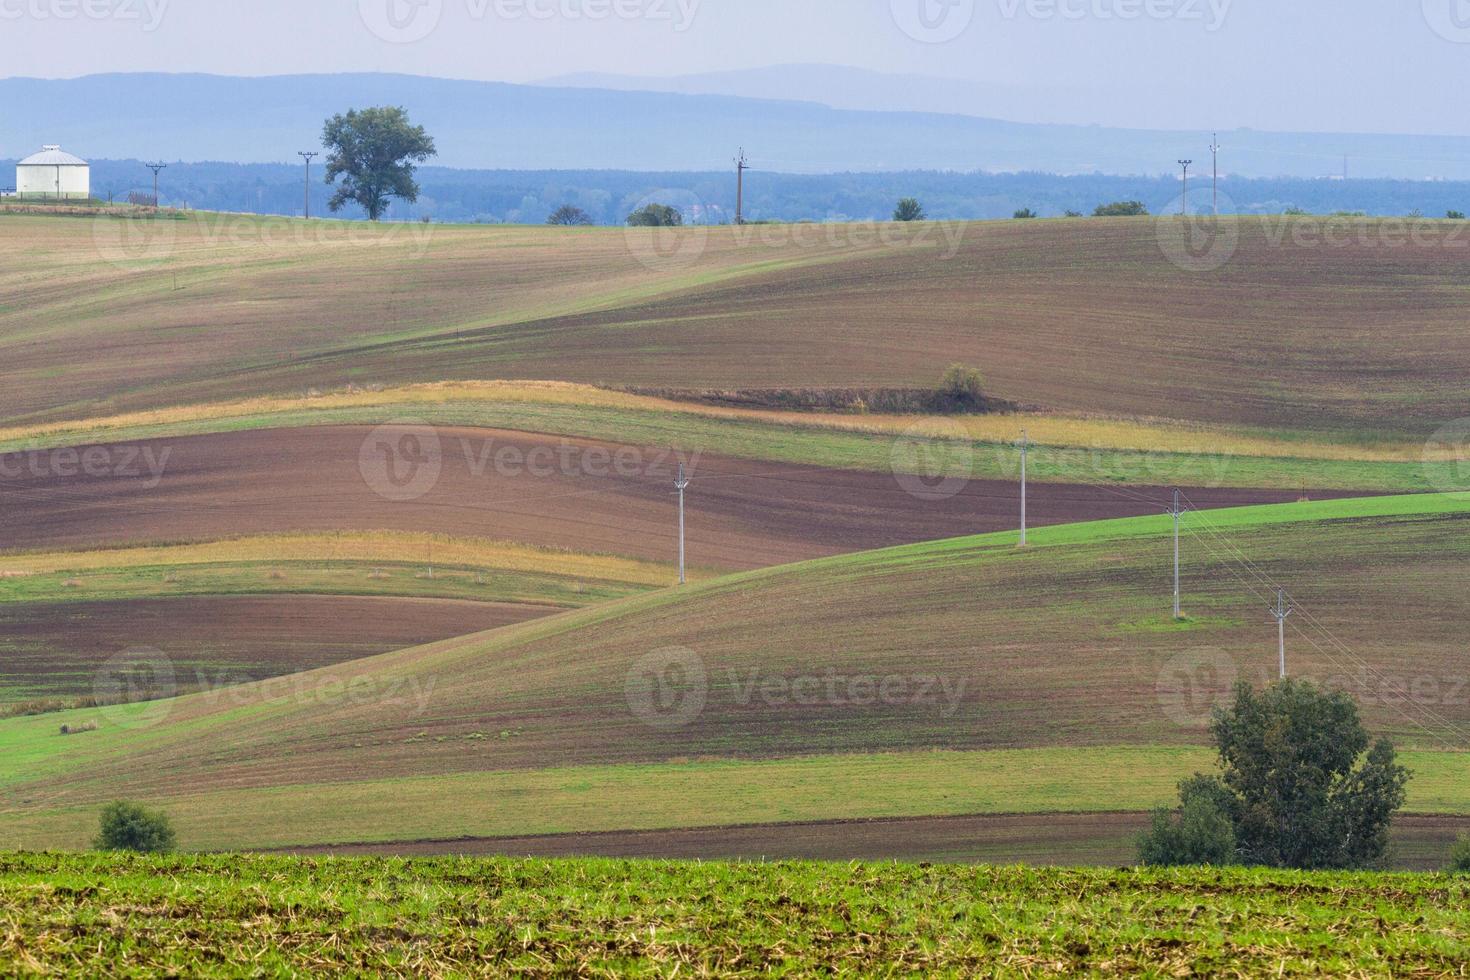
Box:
[1209,135,1221,216]
[298,151,318,219]
[1168,489,1184,620]
[734,149,749,225]
[675,462,691,585]
[145,162,167,207]
[1018,430,1030,547]
[1270,589,1294,679]
[1178,160,1193,215]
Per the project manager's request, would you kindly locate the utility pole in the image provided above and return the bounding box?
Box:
[1270,589,1294,680]
[675,462,691,585]
[1017,430,1030,547]
[1209,135,1221,216]
[1178,160,1193,215]
[734,149,748,225]
[1168,489,1184,620]
[298,151,318,219]
[145,162,167,208]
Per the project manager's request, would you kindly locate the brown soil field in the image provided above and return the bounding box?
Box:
[5,216,1469,436]
[0,594,555,703]
[0,427,1330,570]
[283,812,1470,872]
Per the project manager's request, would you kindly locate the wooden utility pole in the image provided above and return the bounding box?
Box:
[299,151,318,219]
[735,149,748,225]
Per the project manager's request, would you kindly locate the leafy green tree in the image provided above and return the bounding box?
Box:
[94,801,177,854]
[626,203,683,227]
[893,198,925,222]
[1448,210,1467,220]
[1210,680,1407,869]
[322,107,437,221]
[1093,201,1148,217]
[1139,776,1238,867]
[1013,208,1038,219]
[547,205,593,226]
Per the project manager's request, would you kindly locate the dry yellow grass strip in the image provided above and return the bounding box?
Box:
[0,531,684,586]
[0,380,1429,464]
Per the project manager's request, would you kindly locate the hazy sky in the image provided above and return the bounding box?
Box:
[1,0,1466,134]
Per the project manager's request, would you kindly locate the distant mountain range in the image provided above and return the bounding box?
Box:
[3,73,1470,180]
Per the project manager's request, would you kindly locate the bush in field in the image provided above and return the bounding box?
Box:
[1139,776,1238,867]
[1450,835,1470,874]
[1449,210,1466,220]
[94,801,177,854]
[1093,200,1148,217]
[1013,208,1038,219]
[939,364,985,407]
[1140,680,1409,870]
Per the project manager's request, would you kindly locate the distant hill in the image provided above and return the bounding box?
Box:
[4,73,1470,179]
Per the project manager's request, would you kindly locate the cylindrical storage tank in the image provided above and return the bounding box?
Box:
[15,146,91,200]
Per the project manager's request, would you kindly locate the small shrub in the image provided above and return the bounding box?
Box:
[93,801,177,854]
[60,721,99,735]
[939,364,985,407]
[1138,792,1237,867]
[1013,208,1038,219]
[1449,834,1470,874]
[1449,210,1466,220]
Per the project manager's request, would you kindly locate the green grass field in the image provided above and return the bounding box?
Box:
[2,852,1466,976]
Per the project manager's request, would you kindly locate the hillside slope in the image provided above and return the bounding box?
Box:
[4,494,1467,823]
[4,215,1468,437]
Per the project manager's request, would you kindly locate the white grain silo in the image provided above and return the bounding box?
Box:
[16,146,91,200]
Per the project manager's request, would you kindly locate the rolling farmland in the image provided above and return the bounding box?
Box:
[3,494,1467,855]
[2,211,1468,879]
[4,214,1470,437]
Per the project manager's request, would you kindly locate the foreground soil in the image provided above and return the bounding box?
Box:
[0,426,1337,570]
[0,595,555,704]
[2,852,1466,976]
[288,812,1470,872]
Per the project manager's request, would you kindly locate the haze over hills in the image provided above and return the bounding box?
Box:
[5,73,1470,179]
